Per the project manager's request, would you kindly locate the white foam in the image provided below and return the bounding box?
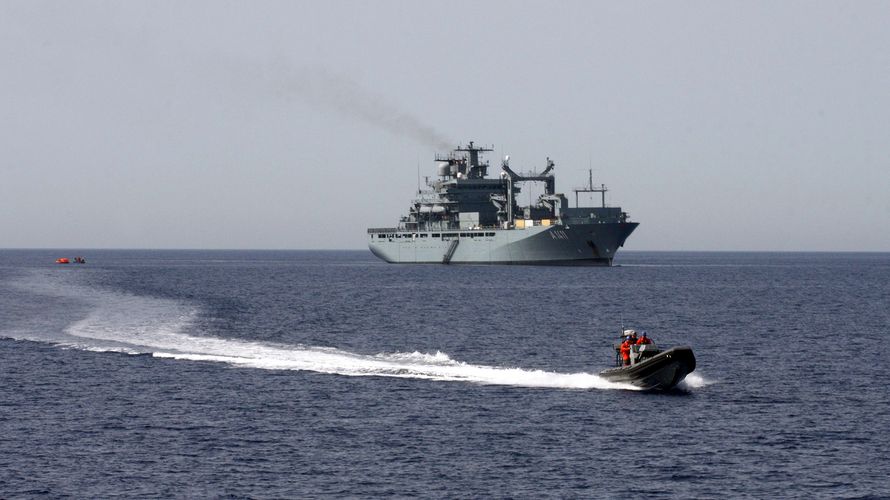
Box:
[151,342,632,389]
[678,372,713,389]
[6,270,636,390]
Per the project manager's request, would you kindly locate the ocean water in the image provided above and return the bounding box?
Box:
[1,249,888,498]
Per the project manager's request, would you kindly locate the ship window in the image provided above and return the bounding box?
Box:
[443,233,458,237]
[432,233,440,237]
[486,232,495,237]
[420,234,428,238]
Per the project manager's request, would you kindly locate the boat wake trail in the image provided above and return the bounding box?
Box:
[3,270,631,390]
[152,344,625,389]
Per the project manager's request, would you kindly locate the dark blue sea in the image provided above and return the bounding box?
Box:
[1,250,888,498]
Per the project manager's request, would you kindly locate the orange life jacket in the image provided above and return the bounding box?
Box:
[619,341,631,360]
[636,337,652,345]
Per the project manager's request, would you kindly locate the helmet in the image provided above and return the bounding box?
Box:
[641,331,648,337]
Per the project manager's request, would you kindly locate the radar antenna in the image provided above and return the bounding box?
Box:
[454,140,494,169]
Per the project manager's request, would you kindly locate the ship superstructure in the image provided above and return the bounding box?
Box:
[367,141,638,265]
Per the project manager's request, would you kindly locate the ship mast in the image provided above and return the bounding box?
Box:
[573,169,607,208]
[453,141,493,178]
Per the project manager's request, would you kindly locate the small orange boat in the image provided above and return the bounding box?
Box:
[56,258,70,264]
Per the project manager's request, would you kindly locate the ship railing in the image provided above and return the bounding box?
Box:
[369,224,508,234]
[561,216,627,225]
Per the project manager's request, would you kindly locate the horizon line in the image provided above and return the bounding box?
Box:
[2,248,889,254]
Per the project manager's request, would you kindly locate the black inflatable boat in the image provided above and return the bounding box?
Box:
[599,344,696,391]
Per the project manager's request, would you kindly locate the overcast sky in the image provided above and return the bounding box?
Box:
[2,1,888,251]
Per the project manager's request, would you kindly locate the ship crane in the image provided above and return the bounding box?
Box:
[500,156,560,224]
[501,157,556,195]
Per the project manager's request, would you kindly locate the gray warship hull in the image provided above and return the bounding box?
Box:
[369,221,638,265]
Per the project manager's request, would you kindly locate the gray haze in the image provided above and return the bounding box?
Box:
[2,1,889,251]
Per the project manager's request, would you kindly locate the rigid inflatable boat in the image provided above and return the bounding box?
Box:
[599,343,696,391]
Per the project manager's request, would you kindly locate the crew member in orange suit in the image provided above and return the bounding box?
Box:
[620,336,632,366]
[636,331,653,345]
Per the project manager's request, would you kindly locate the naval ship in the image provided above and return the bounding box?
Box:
[367,141,638,265]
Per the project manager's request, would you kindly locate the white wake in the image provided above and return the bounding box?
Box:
[5,270,634,390]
